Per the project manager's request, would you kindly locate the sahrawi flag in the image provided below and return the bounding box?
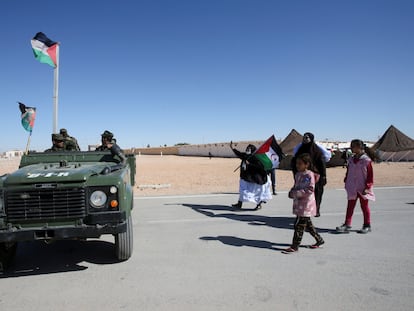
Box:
[19,102,36,132]
[254,135,284,171]
[31,32,58,67]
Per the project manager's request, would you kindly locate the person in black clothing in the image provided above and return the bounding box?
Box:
[96,130,127,165]
[269,168,277,195]
[230,142,270,210]
[291,132,327,217]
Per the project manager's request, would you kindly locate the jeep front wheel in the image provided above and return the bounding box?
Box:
[0,242,17,271]
[115,216,133,261]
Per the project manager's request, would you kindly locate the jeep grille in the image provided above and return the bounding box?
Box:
[5,188,86,221]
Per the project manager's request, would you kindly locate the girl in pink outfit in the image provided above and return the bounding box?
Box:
[336,139,375,234]
[283,153,324,254]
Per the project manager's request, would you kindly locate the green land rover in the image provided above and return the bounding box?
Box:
[0,151,135,270]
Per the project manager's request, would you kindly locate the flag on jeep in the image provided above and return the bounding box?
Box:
[19,102,36,132]
[254,135,284,171]
[31,32,58,67]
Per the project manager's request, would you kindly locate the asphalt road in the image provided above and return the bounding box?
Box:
[1,187,414,311]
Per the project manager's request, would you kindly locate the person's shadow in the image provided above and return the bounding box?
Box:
[200,236,290,251]
[183,203,337,233]
[183,203,337,251]
[183,203,297,252]
[183,203,295,230]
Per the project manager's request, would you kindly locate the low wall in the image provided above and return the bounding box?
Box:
[177,141,264,157]
[128,141,265,158]
[124,146,179,156]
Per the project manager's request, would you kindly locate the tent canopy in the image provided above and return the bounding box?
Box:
[280,129,303,155]
[372,125,414,152]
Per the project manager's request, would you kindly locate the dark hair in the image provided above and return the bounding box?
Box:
[351,139,375,160]
[350,139,364,148]
[296,153,314,170]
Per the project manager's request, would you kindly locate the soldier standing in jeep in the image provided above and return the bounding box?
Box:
[60,128,80,151]
[44,133,66,152]
[96,130,126,165]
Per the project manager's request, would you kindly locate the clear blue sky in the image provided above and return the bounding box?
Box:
[1,0,413,152]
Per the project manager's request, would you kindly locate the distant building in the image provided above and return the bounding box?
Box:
[3,150,24,158]
[317,141,373,151]
[88,144,99,151]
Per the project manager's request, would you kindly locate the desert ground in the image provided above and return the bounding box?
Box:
[1,155,413,196]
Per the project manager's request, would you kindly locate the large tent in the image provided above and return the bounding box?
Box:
[279,129,303,170]
[372,125,414,161]
[279,129,303,155]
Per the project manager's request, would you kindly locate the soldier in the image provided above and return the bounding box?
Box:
[96,130,126,164]
[60,128,80,151]
[44,134,66,152]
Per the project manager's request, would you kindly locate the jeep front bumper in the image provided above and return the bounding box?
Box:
[0,211,127,243]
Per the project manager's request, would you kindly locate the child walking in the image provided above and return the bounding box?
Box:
[283,153,324,254]
[336,139,375,234]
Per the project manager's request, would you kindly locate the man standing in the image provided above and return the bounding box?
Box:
[96,130,126,165]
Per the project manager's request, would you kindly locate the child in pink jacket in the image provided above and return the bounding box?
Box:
[283,153,324,254]
[336,139,375,234]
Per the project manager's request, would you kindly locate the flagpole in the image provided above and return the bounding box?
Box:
[53,44,60,133]
[25,132,32,155]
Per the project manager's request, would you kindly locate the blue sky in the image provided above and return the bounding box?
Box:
[1,0,413,152]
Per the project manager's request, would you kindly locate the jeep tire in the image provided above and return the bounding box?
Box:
[115,216,133,261]
[0,242,17,271]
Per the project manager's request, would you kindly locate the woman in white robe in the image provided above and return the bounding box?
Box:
[230,142,272,210]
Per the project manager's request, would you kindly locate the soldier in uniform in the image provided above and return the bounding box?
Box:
[44,134,66,152]
[96,130,126,164]
[60,128,80,151]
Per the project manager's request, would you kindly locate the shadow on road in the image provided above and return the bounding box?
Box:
[183,203,296,230]
[200,235,290,251]
[184,203,337,250]
[1,239,120,278]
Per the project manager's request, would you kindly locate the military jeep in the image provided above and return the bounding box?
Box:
[0,151,136,270]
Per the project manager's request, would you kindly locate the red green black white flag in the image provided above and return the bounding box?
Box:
[19,102,36,133]
[31,32,58,67]
[254,135,285,171]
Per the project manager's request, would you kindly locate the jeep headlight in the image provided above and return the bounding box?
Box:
[90,190,107,208]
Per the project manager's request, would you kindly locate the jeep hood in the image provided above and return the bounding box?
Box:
[3,162,117,185]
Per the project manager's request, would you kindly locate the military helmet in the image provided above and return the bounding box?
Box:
[101,130,114,139]
[52,133,65,141]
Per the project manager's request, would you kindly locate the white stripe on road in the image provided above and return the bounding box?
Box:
[138,209,414,225]
[135,186,414,200]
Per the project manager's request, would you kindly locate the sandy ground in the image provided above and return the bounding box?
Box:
[2,155,414,196]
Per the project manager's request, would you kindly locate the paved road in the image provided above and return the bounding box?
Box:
[1,187,414,311]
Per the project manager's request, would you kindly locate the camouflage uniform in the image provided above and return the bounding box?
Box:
[45,134,66,152]
[60,128,80,151]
